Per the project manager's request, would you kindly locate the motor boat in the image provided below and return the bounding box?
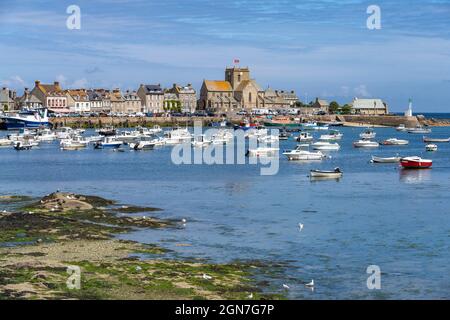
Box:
[301,122,317,130]
[0,138,12,146]
[407,126,431,134]
[234,119,260,131]
[13,141,33,150]
[164,128,192,145]
[283,144,326,161]
[319,130,343,141]
[311,141,340,151]
[56,127,74,140]
[353,140,379,148]
[423,136,450,143]
[136,125,162,136]
[246,147,279,157]
[246,128,268,139]
[396,124,407,132]
[116,131,141,144]
[360,128,376,139]
[94,137,123,149]
[211,130,233,145]
[97,126,117,136]
[191,135,212,148]
[313,124,329,131]
[60,135,89,150]
[371,155,401,163]
[381,138,409,146]
[36,128,56,142]
[279,130,290,140]
[425,144,438,152]
[400,156,432,169]
[0,108,49,129]
[257,135,279,143]
[296,132,313,142]
[310,168,343,179]
[129,140,155,151]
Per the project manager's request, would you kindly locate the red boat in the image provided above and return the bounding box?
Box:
[400,156,433,169]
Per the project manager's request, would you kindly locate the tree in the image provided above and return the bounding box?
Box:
[329,101,340,114]
[341,104,352,115]
[3,104,8,112]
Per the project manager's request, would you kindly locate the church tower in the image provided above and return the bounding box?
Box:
[225,67,250,91]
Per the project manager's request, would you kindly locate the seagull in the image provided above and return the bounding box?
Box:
[248,293,253,299]
[282,284,290,290]
[305,280,314,288]
[203,274,212,280]
[135,266,142,271]
[298,223,304,232]
[181,218,187,223]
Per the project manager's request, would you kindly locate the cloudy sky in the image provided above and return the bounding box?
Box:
[1,0,449,112]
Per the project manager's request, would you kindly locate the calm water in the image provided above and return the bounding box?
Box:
[0,126,449,299]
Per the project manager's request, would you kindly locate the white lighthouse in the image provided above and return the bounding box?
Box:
[405,98,413,117]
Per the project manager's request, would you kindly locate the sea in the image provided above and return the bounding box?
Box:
[0,125,449,299]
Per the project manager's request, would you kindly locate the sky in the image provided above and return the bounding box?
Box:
[0,0,450,112]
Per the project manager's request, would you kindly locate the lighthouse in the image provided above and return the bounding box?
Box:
[405,99,413,117]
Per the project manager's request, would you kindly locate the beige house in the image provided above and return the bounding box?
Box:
[65,89,91,113]
[198,80,238,113]
[31,81,68,113]
[123,90,142,113]
[351,98,388,115]
[137,84,164,113]
[110,89,125,113]
[88,89,111,113]
[168,84,196,113]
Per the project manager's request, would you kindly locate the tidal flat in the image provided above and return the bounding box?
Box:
[0,192,283,300]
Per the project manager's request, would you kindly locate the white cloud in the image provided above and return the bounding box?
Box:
[0,75,27,88]
[353,84,370,97]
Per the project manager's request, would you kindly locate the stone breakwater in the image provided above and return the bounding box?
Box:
[0,192,283,300]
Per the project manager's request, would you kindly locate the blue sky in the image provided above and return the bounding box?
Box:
[1,0,449,111]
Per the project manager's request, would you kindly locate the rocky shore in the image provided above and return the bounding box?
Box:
[0,192,282,300]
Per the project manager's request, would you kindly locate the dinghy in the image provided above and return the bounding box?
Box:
[371,156,401,163]
[381,138,409,146]
[423,137,450,143]
[310,168,343,179]
[400,157,432,169]
[425,144,438,152]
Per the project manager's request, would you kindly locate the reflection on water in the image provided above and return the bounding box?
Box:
[399,168,432,184]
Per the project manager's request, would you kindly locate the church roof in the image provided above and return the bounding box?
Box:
[204,80,232,92]
[235,79,263,92]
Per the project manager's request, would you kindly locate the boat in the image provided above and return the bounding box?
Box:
[407,126,431,134]
[310,168,343,179]
[211,129,233,145]
[0,109,50,129]
[191,135,212,148]
[234,119,260,131]
[353,140,380,148]
[360,128,376,139]
[371,155,401,163]
[129,140,155,151]
[319,130,343,141]
[36,128,56,142]
[313,124,329,131]
[301,122,317,130]
[13,141,33,150]
[246,147,279,157]
[425,144,438,152]
[381,138,409,146]
[400,156,432,169]
[296,132,313,142]
[164,127,192,145]
[279,130,290,140]
[56,127,74,140]
[264,116,299,127]
[257,135,279,143]
[60,135,89,150]
[423,136,450,143]
[136,125,162,136]
[327,121,344,127]
[94,137,123,149]
[116,131,141,144]
[396,124,407,132]
[97,126,117,136]
[311,141,340,151]
[0,138,12,146]
[283,145,326,161]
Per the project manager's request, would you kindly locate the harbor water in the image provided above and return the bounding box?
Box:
[0,126,449,299]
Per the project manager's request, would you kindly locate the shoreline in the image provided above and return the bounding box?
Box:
[0,192,283,300]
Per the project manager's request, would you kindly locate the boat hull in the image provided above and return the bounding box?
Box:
[2,119,50,129]
[400,159,432,169]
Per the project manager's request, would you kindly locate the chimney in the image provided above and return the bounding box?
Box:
[54,81,60,87]
[35,80,40,86]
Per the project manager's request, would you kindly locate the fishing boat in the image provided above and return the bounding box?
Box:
[296,132,313,142]
[381,138,409,146]
[283,145,326,161]
[246,147,279,157]
[400,156,432,169]
[311,141,340,151]
[407,126,431,134]
[191,135,212,148]
[319,130,343,141]
[371,155,401,163]
[264,116,299,127]
[13,141,33,150]
[94,137,123,149]
[423,136,450,143]
[353,140,379,148]
[425,144,438,152]
[97,126,117,136]
[0,109,50,129]
[310,168,343,179]
[360,128,376,139]
[396,124,407,132]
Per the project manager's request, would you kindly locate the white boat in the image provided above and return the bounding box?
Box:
[425,144,438,152]
[296,132,313,142]
[60,135,89,150]
[319,130,343,141]
[257,135,279,143]
[311,141,340,151]
[191,135,212,148]
[164,128,192,145]
[211,129,233,145]
[13,141,33,150]
[371,155,401,163]
[408,126,431,134]
[283,145,326,161]
[129,140,155,150]
[116,131,141,144]
[423,136,450,143]
[246,147,279,157]
[36,128,56,142]
[313,124,329,131]
[1,109,49,129]
[136,125,162,137]
[360,128,376,139]
[246,128,268,139]
[396,124,407,132]
[56,127,74,140]
[301,122,317,129]
[353,140,379,148]
[0,138,12,146]
[94,137,123,149]
[381,138,409,146]
[310,168,343,179]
